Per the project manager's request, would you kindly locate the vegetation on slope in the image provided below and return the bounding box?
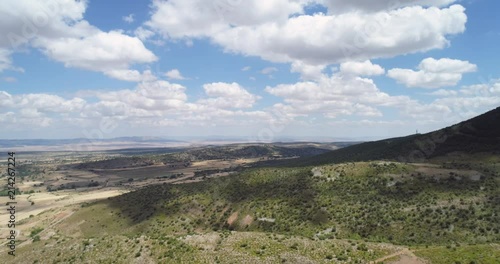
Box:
[297,106,500,166]
[74,143,339,170]
[12,157,498,263]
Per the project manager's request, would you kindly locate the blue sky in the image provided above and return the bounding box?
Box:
[0,0,499,140]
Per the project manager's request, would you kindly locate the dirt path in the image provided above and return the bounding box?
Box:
[370,248,426,264]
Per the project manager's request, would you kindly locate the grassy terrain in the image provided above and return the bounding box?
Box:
[9,157,500,263]
[74,143,341,170]
[414,244,500,264]
[11,230,396,264]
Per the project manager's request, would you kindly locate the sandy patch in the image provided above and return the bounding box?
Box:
[241,214,253,227]
[371,249,426,264]
[388,254,426,264]
[227,212,239,226]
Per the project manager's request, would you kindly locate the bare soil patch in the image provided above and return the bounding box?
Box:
[227,212,239,226]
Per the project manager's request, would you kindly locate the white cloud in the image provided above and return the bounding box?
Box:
[0,111,52,128]
[165,69,186,80]
[459,81,500,97]
[405,80,500,123]
[290,61,326,81]
[104,69,157,82]
[200,82,260,109]
[0,91,14,107]
[340,60,385,76]
[318,0,457,14]
[261,67,278,75]
[145,0,305,39]
[78,81,262,125]
[36,31,157,72]
[93,80,188,114]
[2,78,499,135]
[428,89,457,96]
[0,90,87,129]
[0,0,156,79]
[17,93,86,113]
[0,0,88,48]
[144,1,467,65]
[20,108,43,118]
[213,5,466,65]
[265,71,410,119]
[114,79,500,131]
[241,66,251,71]
[0,80,265,130]
[264,66,500,126]
[387,57,477,88]
[123,14,134,23]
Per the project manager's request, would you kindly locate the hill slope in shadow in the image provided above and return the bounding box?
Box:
[298,106,500,166]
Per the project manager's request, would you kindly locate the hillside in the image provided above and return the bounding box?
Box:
[74,143,344,170]
[8,157,500,263]
[298,106,500,166]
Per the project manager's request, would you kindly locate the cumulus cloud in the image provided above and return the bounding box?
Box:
[212,5,467,65]
[265,71,411,119]
[340,60,385,76]
[428,89,458,96]
[290,61,326,81]
[1,78,499,135]
[145,0,305,39]
[104,69,157,82]
[0,0,87,48]
[0,78,267,133]
[0,90,87,129]
[144,1,467,65]
[36,31,157,72]
[0,0,156,78]
[407,80,500,123]
[92,80,188,115]
[165,69,186,80]
[387,57,477,88]
[459,81,500,97]
[265,64,499,126]
[18,94,86,113]
[0,91,14,107]
[199,82,261,109]
[318,0,457,14]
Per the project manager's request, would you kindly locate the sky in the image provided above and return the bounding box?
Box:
[0,0,499,141]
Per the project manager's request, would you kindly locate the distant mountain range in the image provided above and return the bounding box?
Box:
[0,135,365,151]
[0,137,186,151]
